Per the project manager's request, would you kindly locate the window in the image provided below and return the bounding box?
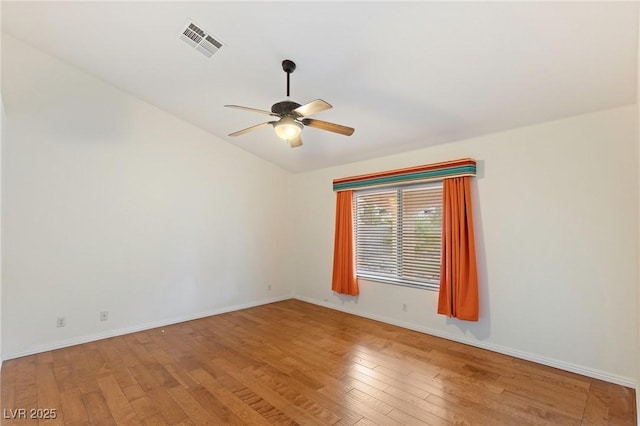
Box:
[354,182,443,289]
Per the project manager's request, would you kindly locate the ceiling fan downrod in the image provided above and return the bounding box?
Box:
[282,59,296,97]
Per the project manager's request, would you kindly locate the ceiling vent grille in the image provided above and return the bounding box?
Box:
[180,22,222,58]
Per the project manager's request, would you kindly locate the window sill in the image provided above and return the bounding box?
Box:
[357,275,439,292]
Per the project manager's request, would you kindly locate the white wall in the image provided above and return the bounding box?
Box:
[1,34,292,359]
[291,105,639,386]
[0,96,4,368]
[636,8,640,422]
[636,98,640,423]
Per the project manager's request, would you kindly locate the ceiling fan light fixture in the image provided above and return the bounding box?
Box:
[274,116,303,141]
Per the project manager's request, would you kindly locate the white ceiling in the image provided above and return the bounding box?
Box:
[2,1,638,173]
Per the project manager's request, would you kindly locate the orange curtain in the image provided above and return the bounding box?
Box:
[331,190,359,295]
[438,176,479,321]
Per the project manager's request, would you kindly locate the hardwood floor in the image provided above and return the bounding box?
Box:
[0,299,636,425]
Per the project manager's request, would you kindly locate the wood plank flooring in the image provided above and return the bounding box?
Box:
[0,299,636,425]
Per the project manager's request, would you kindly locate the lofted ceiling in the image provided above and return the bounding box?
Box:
[1,1,638,173]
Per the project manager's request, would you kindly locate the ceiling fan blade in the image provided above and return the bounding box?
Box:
[225,105,277,116]
[302,118,355,136]
[228,121,274,137]
[289,135,303,148]
[293,99,332,117]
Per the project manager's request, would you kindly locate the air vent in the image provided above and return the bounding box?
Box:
[180,22,222,58]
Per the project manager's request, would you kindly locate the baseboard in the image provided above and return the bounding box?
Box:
[294,295,636,389]
[3,295,292,361]
[4,294,636,391]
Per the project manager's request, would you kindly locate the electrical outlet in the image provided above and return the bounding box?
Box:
[402,303,408,312]
[57,317,66,327]
[100,311,109,321]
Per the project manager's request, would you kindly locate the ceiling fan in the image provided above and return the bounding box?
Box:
[225,59,354,148]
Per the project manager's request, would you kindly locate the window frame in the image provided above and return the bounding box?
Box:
[353,181,443,291]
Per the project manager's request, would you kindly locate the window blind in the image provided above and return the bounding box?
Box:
[354,182,443,288]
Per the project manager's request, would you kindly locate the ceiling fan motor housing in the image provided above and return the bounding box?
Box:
[271,100,302,115]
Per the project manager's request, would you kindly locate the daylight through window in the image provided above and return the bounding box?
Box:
[354,182,443,289]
